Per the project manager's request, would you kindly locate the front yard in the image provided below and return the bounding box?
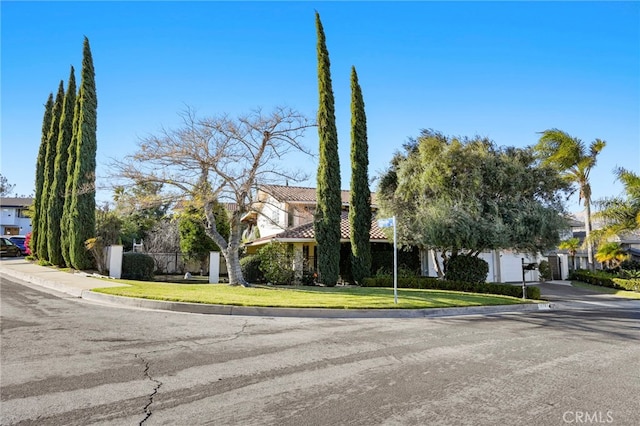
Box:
[91,280,533,309]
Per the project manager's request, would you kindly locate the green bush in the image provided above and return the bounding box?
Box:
[122,252,155,281]
[538,260,552,281]
[619,269,640,279]
[445,255,489,284]
[612,278,640,292]
[361,276,540,299]
[240,255,264,284]
[257,243,295,285]
[570,270,616,288]
[620,259,640,272]
[571,269,640,292]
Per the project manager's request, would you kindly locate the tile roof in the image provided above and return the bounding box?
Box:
[259,184,377,206]
[245,211,390,246]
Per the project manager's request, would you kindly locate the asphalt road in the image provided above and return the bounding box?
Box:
[1,274,639,426]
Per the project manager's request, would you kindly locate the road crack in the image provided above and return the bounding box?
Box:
[135,353,162,425]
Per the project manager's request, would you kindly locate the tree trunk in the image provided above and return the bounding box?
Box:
[203,203,248,286]
[223,247,247,286]
[584,199,595,272]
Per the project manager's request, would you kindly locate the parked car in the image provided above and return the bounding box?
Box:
[0,237,22,257]
[7,235,28,255]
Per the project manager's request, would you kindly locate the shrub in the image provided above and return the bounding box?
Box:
[619,269,640,279]
[240,255,264,284]
[361,276,540,299]
[122,252,155,281]
[300,270,316,286]
[612,278,640,292]
[257,243,295,285]
[570,269,616,288]
[85,237,106,274]
[445,255,489,284]
[620,259,640,275]
[571,269,640,292]
[538,260,552,281]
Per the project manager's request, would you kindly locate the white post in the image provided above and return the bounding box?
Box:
[209,252,220,284]
[109,245,123,279]
[393,215,398,304]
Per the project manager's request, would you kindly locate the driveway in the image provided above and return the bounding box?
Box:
[534,281,639,310]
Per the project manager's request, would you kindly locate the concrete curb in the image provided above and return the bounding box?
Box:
[0,265,86,298]
[1,261,552,319]
[82,290,552,319]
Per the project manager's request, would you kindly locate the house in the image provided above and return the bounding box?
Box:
[0,197,33,236]
[241,185,406,282]
[243,185,592,283]
[242,184,550,284]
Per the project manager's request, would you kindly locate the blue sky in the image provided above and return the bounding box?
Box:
[2,1,639,213]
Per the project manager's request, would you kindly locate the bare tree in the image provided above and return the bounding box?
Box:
[112,106,314,286]
[145,218,181,253]
[0,174,16,197]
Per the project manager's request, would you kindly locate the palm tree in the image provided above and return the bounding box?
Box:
[592,167,640,243]
[558,237,581,271]
[535,129,606,271]
[595,242,628,270]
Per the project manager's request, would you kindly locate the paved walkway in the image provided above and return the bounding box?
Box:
[3,258,634,318]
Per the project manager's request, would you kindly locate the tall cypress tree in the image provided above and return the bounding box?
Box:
[31,93,54,257]
[62,74,83,267]
[47,66,76,266]
[348,66,371,284]
[37,81,65,261]
[69,37,98,270]
[314,12,341,286]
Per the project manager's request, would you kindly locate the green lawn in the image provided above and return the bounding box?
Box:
[571,281,640,299]
[92,280,532,309]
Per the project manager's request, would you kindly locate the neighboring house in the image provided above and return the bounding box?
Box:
[549,213,640,277]
[0,197,32,236]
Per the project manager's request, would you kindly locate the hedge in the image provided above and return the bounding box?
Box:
[571,270,640,292]
[122,252,155,281]
[361,276,540,299]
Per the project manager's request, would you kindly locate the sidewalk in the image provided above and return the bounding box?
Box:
[1,258,553,318]
[0,258,124,297]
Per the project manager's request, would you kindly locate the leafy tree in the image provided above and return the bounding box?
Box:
[595,242,628,270]
[592,167,640,243]
[178,201,229,272]
[37,81,65,261]
[378,130,569,276]
[47,66,76,266]
[68,37,98,270]
[112,107,313,286]
[348,66,371,284]
[95,204,123,246]
[314,12,341,286]
[30,93,54,256]
[535,129,606,271]
[558,237,581,271]
[0,174,16,197]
